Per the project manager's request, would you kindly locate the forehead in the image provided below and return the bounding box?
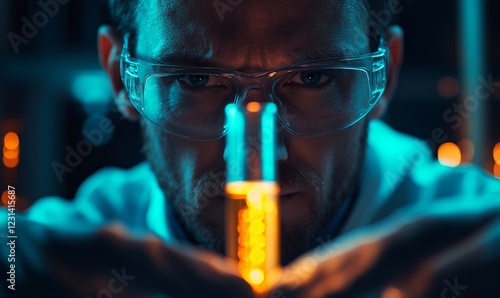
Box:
[134,0,368,69]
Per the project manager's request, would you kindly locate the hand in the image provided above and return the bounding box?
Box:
[268,199,500,298]
[1,216,253,298]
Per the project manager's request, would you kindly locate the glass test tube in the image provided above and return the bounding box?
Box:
[224,102,280,294]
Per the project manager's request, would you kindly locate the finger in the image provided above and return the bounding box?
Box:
[270,199,500,298]
[46,223,253,298]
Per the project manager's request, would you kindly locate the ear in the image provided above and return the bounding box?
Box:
[370,25,404,119]
[98,25,139,121]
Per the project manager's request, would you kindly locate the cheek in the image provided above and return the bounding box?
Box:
[284,123,365,176]
[149,129,227,182]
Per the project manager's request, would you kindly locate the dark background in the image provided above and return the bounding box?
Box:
[1,0,499,210]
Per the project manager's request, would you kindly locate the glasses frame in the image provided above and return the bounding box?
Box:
[120,34,390,140]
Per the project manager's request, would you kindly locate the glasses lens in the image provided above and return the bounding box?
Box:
[274,68,371,136]
[143,73,237,139]
[138,67,375,138]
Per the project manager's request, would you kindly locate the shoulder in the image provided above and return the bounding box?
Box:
[403,162,500,200]
[74,162,155,201]
[343,121,500,232]
[366,120,500,200]
[27,162,160,226]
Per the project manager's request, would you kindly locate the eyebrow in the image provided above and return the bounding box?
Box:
[141,42,362,69]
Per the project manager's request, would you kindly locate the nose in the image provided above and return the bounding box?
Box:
[238,84,289,162]
[239,83,271,105]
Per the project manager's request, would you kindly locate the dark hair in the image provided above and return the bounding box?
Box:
[107,0,390,38]
[107,0,139,34]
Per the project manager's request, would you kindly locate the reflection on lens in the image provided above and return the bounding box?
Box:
[275,68,371,135]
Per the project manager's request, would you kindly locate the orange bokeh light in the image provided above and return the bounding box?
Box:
[1,191,15,206]
[438,142,461,167]
[494,163,500,179]
[3,149,18,160]
[437,76,460,98]
[3,132,19,150]
[494,143,500,165]
[3,156,19,168]
[3,132,20,168]
[382,287,405,298]
[247,102,261,112]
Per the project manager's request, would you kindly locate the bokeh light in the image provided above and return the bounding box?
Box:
[247,102,261,112]
[494,163,500,179]
[438,142,461,167]
[2,132,20,168]
[3,132,19,150]
[249,269,265,285]
[2,156,19,168]
[382,287,405,298]
[1,191,10,206]
[437,76,460,98]
[493,143,500,164]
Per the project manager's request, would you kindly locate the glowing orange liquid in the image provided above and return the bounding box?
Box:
[226,181,280,294]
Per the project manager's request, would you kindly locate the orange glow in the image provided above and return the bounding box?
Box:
[494,143,500,164]
[438,142,461,167]
[3,149,18,159]
[3,132,20,168]
[494,163,500,179]
[1,191,17,206]
[249,269,265,285]
[247,189,263,205]
[226,181,280,294]
[3,156,19,168]
[382,287,405,298]
[249,249,266,263]
[3,132,19,150]
[1,191,10,206]
[437,76,460,98]
[247,102,261,112]
[226,181,279,195]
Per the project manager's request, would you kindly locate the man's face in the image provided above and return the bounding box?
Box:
[136,0,371,262]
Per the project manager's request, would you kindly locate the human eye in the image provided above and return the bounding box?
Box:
[177,74,224,88]
[285,70,333,88]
